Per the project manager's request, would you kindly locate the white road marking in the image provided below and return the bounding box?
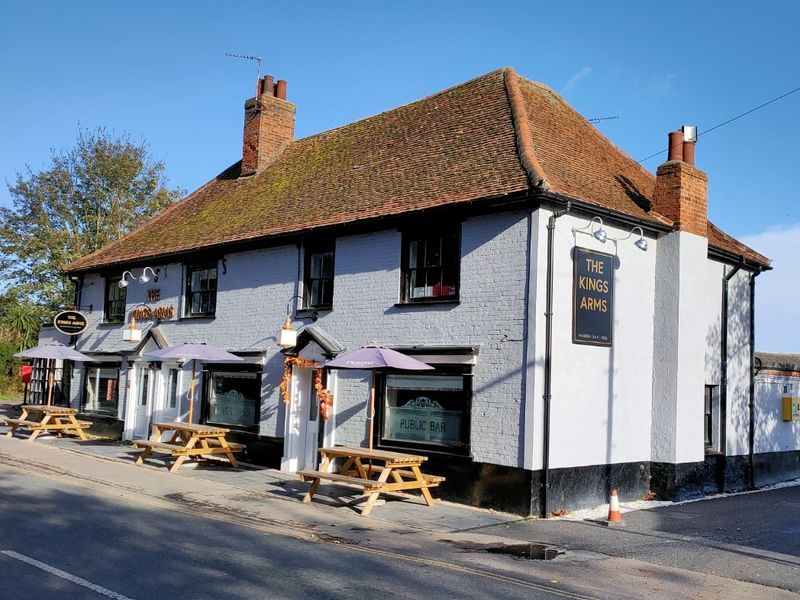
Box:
[1,550,135,600]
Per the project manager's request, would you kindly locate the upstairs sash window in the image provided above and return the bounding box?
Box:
[185,264,218,317]
[105,276,127,323]
[402,228,460,302]
[304,243,335,309]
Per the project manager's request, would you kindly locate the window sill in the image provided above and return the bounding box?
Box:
[98,321,125,327]
[179,314,216,321]
[394,299,460,308]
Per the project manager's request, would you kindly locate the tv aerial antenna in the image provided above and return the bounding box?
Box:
[588,115,619,124]
[226,53,263,94]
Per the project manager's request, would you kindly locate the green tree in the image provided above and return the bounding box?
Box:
[0,296,44,352]
[0,127,182,310]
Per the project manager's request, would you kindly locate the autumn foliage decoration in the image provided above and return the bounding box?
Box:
[280,356,335,421]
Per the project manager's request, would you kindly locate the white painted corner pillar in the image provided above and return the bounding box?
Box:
[651,231,708,465]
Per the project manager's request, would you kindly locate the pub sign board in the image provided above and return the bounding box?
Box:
[573,248,614,346]
[53,310,88,336]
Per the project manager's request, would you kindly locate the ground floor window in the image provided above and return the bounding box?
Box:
[379,370,470,454]
[704,384,720,452]
[83,364,120,416]
[167,368,179,409]
[203,367,260,432]
[26,359,71,406]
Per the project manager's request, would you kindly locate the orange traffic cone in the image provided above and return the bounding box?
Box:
[605,488,625,526]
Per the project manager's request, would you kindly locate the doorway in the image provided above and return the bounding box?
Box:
[153,366,180,425]
[132,364,155,439]
[281,366,321,472]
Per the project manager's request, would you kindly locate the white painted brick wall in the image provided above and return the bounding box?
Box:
[74,211,531,467]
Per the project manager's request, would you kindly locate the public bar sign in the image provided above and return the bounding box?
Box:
[573,248,614,346]
[53,310,88,335]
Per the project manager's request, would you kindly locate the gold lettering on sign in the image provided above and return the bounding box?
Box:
[131,305,175,321]
[147,289,161,302]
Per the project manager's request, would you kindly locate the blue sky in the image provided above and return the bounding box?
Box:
[1,1,798,350]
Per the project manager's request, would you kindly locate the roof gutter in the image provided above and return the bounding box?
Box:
[537,190,672,235]
[707,246,772,270]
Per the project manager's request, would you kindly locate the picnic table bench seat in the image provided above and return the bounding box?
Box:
[298,470,386,491]
[3,419,44,429]
[131,440,192,455]
[131,439,246,456]
[340,464,446,485]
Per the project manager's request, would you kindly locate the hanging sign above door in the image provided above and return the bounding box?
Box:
[53,310,89,335]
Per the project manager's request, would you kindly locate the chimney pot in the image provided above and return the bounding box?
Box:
[263,75,274,97]
[668,131,684,162]
[276,80,287,100]
[682,140,695,165]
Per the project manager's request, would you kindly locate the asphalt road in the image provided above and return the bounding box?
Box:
[479,485,800,594]
[0,468,581,600]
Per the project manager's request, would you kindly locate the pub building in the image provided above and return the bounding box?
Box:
[43,67,796,516]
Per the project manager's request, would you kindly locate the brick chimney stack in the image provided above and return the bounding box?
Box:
[651,127,707,237]
[241,75,295,176]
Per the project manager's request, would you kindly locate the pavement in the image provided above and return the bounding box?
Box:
[1,400,799,599]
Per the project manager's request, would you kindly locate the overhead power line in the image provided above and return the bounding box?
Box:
[636,84,800,164]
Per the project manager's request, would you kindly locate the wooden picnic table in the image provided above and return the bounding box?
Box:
[299,446,445,516]
[4,405,91,442]
[131,422,245,473]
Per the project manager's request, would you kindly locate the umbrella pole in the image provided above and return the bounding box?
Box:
[46,359,55,406]
[188,361,196,424]
[368,371,375,452]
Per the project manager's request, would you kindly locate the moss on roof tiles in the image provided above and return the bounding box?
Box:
[65,68,769,272]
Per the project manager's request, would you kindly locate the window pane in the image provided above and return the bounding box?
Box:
[409,240,421,268]
[84,367,119,415]
[168,369,178,409]
[322,252,334,278]
[320,280,333,306]
[424,237,441,267]
[139,371,149,406]
[207,371,259,428]
[442,234,459,264]
[411,269,427,298]
[441,267,458,297]
[386,374,462,391]
[208,268,218,289]
[310,253,322,278]
[383,374,466,447]
[309,280,320,306]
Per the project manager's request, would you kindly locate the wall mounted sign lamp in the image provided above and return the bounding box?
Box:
[572,217,648,251]
[118,267,160,288]
[278,295,305,349]
[573,216,608,243]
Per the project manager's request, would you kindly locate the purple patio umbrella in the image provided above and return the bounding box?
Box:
[15,341,94,405]
[325,343,433,451]
[145,341,244,424]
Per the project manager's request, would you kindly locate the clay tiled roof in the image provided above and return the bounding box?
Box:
[707,222,770,266]
[65,68,769,272]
